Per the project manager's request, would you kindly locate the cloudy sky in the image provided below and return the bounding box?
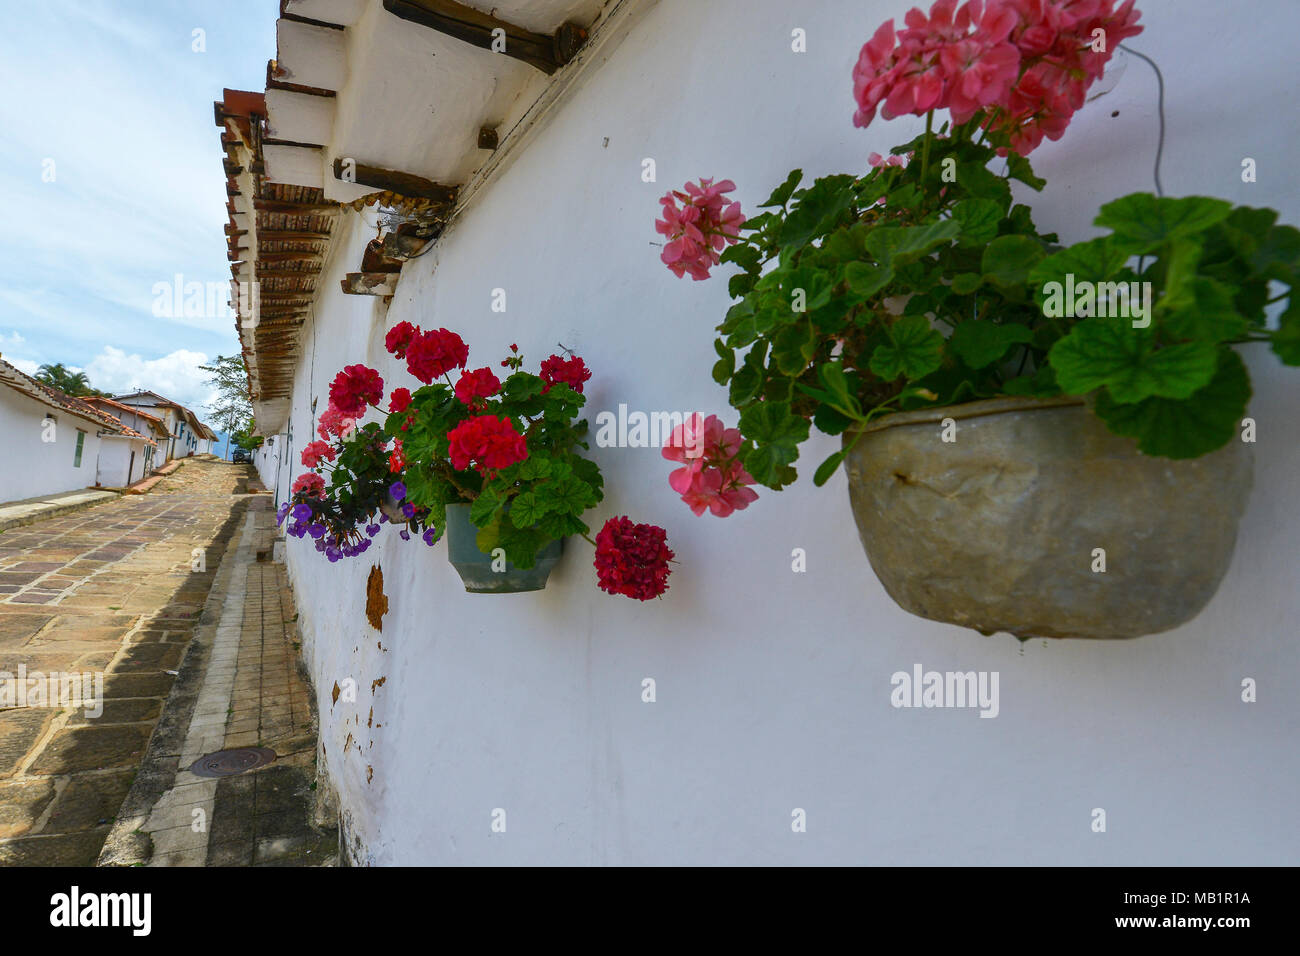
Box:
[0,0,277,413]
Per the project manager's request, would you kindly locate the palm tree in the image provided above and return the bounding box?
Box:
[35,363,96,396]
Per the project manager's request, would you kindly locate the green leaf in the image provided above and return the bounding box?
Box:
[1271,298,1300,365]
[949,321,1033,369]
[1092,349,1250,458]
[469,488,502,527]
[845,261,890,299]
[1160,276,1248,343]
[509,491,541,529]
[1252,224,1300,283]
[1031,236,1132,312]
[779,174,857,246]
[503,373,545,402]
[865,220,963,268]
[1095,193,1233,254]
[812,450,846,487]
[980,234,1045,290]
[738,401,810,488]
[1001,363,1060,397]
[951,272,983,295]
[952,198,1003,244]
[1049,318,1219,403]
[868,315,945,381]
[759,169,803,208]
[1004,152,1046,190]
[719,242,760,272]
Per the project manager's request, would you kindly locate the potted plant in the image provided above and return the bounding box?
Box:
[654,0,1300,639]
[379,324,675,598]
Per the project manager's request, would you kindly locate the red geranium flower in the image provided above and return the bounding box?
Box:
[385,321,419,358]
[388,438,406,473]
[593,516,674,600]
[406,328,469,384]
[454,367,501,407]
[447,414,527,474]
[388,387,412,413]
[328,364,384,417]
[539,354,592,394]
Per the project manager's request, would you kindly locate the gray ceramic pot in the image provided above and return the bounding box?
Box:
[842,396,1253,640]
[445,503,564,593]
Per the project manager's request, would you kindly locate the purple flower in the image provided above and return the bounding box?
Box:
[389,480,407,501]
[292,503,313,522]
[422,527,436,546]
[366,523,381,537]
[308,523,327,539]
[401,502,416,518]
[276,503,290,526]
[399,529,411,541]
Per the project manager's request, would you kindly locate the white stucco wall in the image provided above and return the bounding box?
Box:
[93,437,150,488]
[273,0,1300,865]
[0,388,103,503]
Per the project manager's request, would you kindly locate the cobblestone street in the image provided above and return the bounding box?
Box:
[0,458,333,866]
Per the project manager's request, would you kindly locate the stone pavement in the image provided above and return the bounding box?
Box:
[99,499,336,867]
[0,459,248,864]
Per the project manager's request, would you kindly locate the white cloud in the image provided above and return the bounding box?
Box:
[85,346,219,416]
[5,356,40,376]
[0,330,25,348]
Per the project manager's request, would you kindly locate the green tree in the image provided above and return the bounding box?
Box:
[35,363,103,396]
[199,354,254,459]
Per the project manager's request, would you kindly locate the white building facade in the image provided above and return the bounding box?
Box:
[228,0,1300,865]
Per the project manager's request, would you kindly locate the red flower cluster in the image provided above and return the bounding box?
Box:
[593,516,674,601]
[852,0,1142,155]
[329,364,384,417]
[300,440,337,468]
[656,178,746,280]
[454,367,502,407]
[388,438,406,473]
[539,354,592,394]
[388,387,412,414]
[384,321,418,358]
[447,414,528,474]
[291,473,325,498]
[404,327,469,384]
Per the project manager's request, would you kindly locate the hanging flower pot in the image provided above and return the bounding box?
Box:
[841,396,1254,640]
[444,503,564,593]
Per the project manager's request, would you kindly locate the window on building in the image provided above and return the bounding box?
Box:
[73,429,86,467]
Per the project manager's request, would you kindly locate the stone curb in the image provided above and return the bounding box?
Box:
[0,490,120,533]
[96,498,252,867]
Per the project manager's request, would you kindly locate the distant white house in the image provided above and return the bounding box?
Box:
[113,391,213,461]
[0,357,156,501]
[83,397,169,485]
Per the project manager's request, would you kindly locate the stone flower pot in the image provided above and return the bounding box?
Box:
[445,503,564,593]
[842,396,1253,640]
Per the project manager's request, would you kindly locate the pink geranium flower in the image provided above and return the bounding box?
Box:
[300,440,336,468]
[662,413,757,517]
[656,178,745,280]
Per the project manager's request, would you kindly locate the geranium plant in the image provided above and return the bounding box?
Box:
[656,0,1300,495]
[380,323,675,599]
[279,365,438,561]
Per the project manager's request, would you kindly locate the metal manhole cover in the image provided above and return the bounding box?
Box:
[189,747,276,778]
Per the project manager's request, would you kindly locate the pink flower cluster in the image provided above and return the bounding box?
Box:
[291,473,325,499]
[853,0,1142,155]
[662,414,759,518]
[656,178,746,280]
[317,403,358,441]
[300,440,336,469]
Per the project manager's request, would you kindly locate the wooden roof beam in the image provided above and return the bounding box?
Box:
[381,0,587,75]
